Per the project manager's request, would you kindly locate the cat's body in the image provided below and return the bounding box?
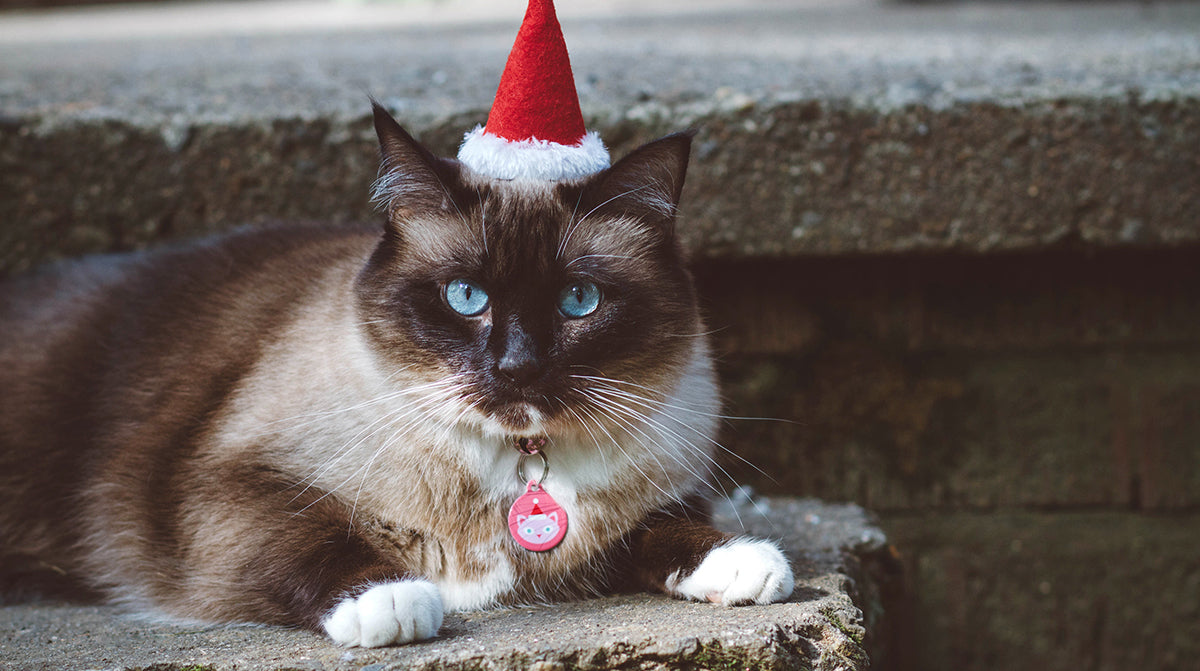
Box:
[0,106,793,646]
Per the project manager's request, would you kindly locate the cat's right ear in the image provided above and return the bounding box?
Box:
[371,101,463,222]
[581,131,695,229]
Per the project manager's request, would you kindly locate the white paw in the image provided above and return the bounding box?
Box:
[321,580,444,647]
[668,538,795,606]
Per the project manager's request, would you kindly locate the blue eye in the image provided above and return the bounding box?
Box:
[445,279,489,316]
[558,281,601,318]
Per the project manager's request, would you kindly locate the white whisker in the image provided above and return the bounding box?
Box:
[562,403,611,482]
[287,375,472,511]
[571,373,798,424]
[576,386,751,529]
[558,184,654,259]
[564,253,640,269]
[575,388,711,497]
[582,380,777,484]
[476,187,489,256]
[572,400,674,501]
[566,371,783,531]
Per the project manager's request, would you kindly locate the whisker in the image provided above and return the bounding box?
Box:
[572,399,674,501]
[557,186,589,260]
[289,377,472,510]
[558,184,654,259]
[572,373,799,425]
[661,326,730,338]
[348,383,478,528]
[576,388,716,498]
[585,388,755,528]
[562,403,611,482]
[250,369,461,438]
[583,382,777,484]
[603,390,776,529]
[476,187,488,256]
[292,406,424,514]
[564,253,640,269]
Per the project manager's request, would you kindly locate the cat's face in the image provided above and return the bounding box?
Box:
[357,105,702,438]
[515,511,560,544]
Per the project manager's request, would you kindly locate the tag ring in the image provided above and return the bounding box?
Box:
[516,450,549,486]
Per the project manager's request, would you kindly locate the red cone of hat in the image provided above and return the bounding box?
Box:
[457,0,611,181]
[486,0,586,145]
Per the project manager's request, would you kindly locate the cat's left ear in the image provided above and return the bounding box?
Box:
[580,131,695,229]
[371,101,464,221]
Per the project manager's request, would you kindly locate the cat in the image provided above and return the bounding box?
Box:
[0,103,794,647]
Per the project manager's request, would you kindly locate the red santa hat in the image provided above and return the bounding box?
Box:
[457,0,610,181]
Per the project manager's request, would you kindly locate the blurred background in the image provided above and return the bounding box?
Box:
[2,1,1199,670]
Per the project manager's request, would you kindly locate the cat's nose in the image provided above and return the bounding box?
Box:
[496,350,541,385]
[494,316,542,385]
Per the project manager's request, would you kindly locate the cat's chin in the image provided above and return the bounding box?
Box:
[483,403,545,436]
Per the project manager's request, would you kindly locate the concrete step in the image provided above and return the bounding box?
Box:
[2,0,1200,275]
[0,497,895,671]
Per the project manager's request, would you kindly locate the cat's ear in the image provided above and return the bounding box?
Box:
[581,131,695,227]
[517,514,529,525]
[549,511,558,523]
[371,101,463,221]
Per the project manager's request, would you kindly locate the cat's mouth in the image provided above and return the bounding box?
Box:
[468,384,558,434]
[489,402,544,433]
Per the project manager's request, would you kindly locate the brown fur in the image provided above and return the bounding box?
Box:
[0,104,734,632]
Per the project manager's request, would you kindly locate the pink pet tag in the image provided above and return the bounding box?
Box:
[507,479,568,552]
[507,445,568,552]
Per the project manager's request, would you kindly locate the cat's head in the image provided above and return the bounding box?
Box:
[357,104,708,439]
[515,511,560,544]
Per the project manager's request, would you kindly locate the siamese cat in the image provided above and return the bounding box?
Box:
[0,104,794,647]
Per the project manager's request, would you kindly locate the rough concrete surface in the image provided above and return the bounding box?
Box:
[2,0,1200,275]
[0,497,888,671]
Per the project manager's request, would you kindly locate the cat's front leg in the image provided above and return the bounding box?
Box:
[627,513,795,606]
[174,463,445,648]
[322,581,444,647]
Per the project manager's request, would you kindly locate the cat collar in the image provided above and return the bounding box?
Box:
[513,435,548,455]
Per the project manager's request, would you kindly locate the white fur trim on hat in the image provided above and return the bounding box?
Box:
[457,126,611,181]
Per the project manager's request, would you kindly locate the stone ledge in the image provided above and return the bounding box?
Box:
[2,0,1199,274]
[0,498,891,671]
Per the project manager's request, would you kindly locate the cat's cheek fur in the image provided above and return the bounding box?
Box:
[321,580,444,648]
[666,538,795,606]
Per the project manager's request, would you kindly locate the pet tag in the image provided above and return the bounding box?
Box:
[507,448,568,552]
[507,479,568,552]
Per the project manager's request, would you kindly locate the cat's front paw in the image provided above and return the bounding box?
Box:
[322,580,444,647]
[668,538,794,606]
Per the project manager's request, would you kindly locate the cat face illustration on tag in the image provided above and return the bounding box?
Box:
[507,480,568,552]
